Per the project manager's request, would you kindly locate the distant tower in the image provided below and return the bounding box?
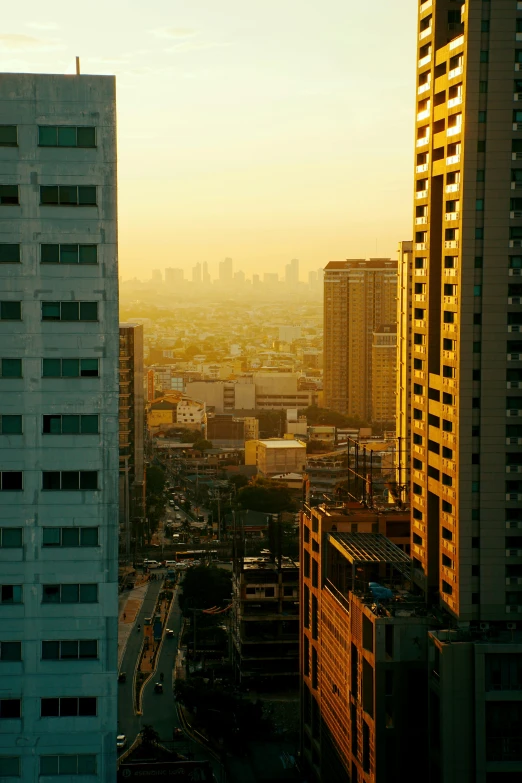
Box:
[202,261,211,284]
[165,267,184,285]
[152,268,162,282]
[219,257,233,283]
[192,263,202,284]
[285,258,299,286]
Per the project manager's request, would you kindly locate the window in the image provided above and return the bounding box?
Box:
[472,397,480,409]
[42,471,98,491]
[443,311,455,323]
[40,185,97,206]
[475,227,484,239]
[0,126,17,147]
[442,580,453,595]
[41,244,97,265]
[0,585,22,604]
[41,301,98,322]
[42,358,99,378]
[479,80,487,94]
[477,140,486,152]
[41,584,98,604]
[0,244,20,263]
[413,408,422,420]
[473,313,482,325]
[0,699,21,718]
[428,440,440,455]
[476,199,484,211]
[442,500,452,513]
[477,169,485,182]
[40,697,97,717]
[0,301,21,320]
[0,756,20,776]
[413,433,423,445]
[414,308,425,320]
[443,392,453,404]
[474,256,483,268]
[414,358,424,370]
[443,365,455,379]
[40,755,96,776]
[413,383,423,395]
[0,528,22,548]
[413,458,422,470]
[0,472,23,491]
[480,51,489,63]
[428,413,440,428]
[38,126,96,148]
[0,415,22,434]
[442,473,453,487]
[0,186,19,205]
[42,528,98,547]
[443,419,453,432]
[0,641,21,661]
[442,447,453,459]
[43,415,98,435]
[41,640,98,660]
[0,358,22,378]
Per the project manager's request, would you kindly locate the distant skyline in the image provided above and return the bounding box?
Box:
[1,0,417,278]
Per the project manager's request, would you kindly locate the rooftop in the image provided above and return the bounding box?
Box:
[324,258,397,271]
[328,532,411,566]
[242,555,299,571]
[258,439,306,449]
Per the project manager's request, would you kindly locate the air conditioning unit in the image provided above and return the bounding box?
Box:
[479,622,490,631]
[507,622,517,630]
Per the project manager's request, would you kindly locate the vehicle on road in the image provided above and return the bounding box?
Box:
[174,505,180,510]
[116,735,127,750]
[166,628,174,637]
[175,514,182,520]
[154,682,164,694]
[144,559,160,568]
[169,500,175,506]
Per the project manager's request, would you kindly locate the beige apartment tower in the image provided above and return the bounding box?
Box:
[323,259,397,422]
[410,1,522,781]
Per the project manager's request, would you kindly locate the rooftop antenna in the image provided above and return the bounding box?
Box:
[76,57,80,76]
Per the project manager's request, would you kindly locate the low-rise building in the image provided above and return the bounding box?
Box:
[245,438,306,477]
[232,555,299,685]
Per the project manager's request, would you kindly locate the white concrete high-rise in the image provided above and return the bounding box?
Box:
[0,73,119,780]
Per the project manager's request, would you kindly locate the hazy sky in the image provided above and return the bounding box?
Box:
[2,0,417,280]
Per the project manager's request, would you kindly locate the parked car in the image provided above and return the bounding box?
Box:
[117,735,127,750]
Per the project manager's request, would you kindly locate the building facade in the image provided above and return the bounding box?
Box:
[119,323,145,535]
[244,438,306,477]
[396,240,413,505]
[323,259,397,421]
[0,74,119,780]
[409,2,522,780]
[370,324,397,425]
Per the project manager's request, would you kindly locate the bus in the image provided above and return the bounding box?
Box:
[175,549,218,563]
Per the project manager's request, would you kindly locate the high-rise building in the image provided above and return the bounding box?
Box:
[151,268,162,282]
[192,262,202,284]
[218,256,233,282]
[285,257,299,286]
[409,3,522,780]
[308,270,317,287]
[165,267,184,285]
[119,324,145,554]
[0,73,118,780]
[323,259,397,421]
[396,240,413,504]
[371,324,397,424]
[202,261,211,284]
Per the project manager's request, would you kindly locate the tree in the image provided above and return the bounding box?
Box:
[229,474,249,490]
[257,410,285,438]
[299,405,367,429]
[179,565,232,613]
[306,440,331,454]
[237,477,294,513]
[140,724,160,747]
[145,465,166,543]
[193,439,213,451]
[146,465,165,496]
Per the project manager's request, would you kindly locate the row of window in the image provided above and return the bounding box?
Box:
[0,243,98,264]
[0,471,98,491]
[1,639,98,661]
[0,301,99,321]
[0,185,97,206]
[0,753,97,777]
[0,527,99,548]
[0,358,99,378]
[0,124,96,148]
[0,697,97,718]
[0,415,99,435]
[1,583,98,604]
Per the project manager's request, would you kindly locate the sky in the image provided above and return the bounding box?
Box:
[1,0,417,280]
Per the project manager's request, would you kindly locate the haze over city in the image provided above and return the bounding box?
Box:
[1,0,416,279]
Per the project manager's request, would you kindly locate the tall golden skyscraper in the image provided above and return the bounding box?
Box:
[408,1,522,779]
[323,259,397,422]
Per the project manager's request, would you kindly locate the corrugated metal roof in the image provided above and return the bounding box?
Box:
[328,532,411,565]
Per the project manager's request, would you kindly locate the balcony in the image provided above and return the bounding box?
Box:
[506,605,522,614]
[507,381,522,389]
[445,211,459,221]
[447,96,462,109]
[444,240,459,248]
[414,319,426,328]
[509,297,522,305]
[417,108,431,121]
[417,135,429,147]
[416,189,428,199]
[510,268,522,276]
[414,294,426,303]
[449,35,464,51]
[445,182,460,193]
[414,369,426,380]
[513,153,522,161]
[415,242,427,251]
[418,81,431,95]
[507,407,522,416]
[513,123,522,131]
[419,0,432,12]
[443,296,458,305]
[444,267,458,277]
[507,465,522,473]
[515,93,522,102]
[415,267,427,276]
[419,26,432,41]
[511,210,522,219]
[517,33,522,42]
[415,215,428,224]
[442,350,456,360]
[416,163,429,173]
[447,123,462,137]
[418,54,432,68]
[508,352,522,360]
[415,345,426,355]
[517,63,522,72]
[509,325,522,333]
[446,154,460,165]
[448,65,463,80]
[443,322,456,333]
[518,0,522,8]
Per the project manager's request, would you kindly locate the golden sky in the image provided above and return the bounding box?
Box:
[1,0,417,280]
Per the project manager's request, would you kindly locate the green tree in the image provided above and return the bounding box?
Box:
[179,565,232,613]
[237,477,294,513]
[140,724,160,747]
[146,465,165,496]
[193,439,213,451]
[229,474,249,490]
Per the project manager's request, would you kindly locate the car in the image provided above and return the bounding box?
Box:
[144,559,160,568]
[174,505,180,510]
[169,500,175,506]
[154,682,164,693]
[166,628,174,637]
[117,735,127,750]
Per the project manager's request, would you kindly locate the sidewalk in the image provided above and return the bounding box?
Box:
[118,582,150,668]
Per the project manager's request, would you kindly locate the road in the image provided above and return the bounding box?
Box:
[117,573,226,781]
